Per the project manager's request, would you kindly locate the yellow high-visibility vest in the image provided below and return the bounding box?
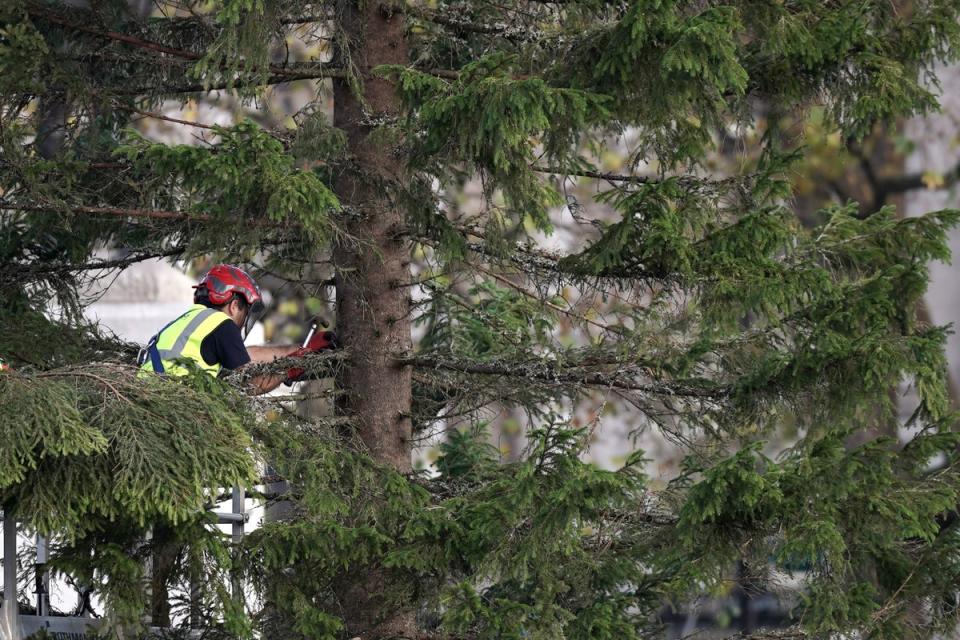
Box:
[139,304,232,377]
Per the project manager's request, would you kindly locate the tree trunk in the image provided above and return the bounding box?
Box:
[331,4,416,636]
[332,3,413,473]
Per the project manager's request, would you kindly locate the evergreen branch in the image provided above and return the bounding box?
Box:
[107,66,462,96]
[26,6,204,61]
[26,6,314,79]
[463,240,665,283]
[406,5,535,41]
[33,70,344,98]
[422,12,513,36]
[148,13,334,27]
[25,5,352,92]
[425,67,462,80]
[725,630,807,640]
[36,370,135,404]
[39,4,333,30]
[472,262,622,334]
[111,71,343,96]
[416,230,643,290]
[406,355,728,398]
[281,15,334,25]
[533,165,657,184]
[228,351,346,391]
[7,248,187,275]
[4,202,208,222]
[28,4,458,92]
[87,162,128,170]
[2,202,306,229]
[532,165,744,192]
[593,506,679,528]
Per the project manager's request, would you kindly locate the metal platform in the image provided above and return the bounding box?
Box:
[1,485,253,639]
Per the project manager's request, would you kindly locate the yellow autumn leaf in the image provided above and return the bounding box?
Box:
[601,149,624,171]
[279,300,300,316]
[922,171,945,190]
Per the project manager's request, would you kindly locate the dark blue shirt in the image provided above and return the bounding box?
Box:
[199,318,251,371]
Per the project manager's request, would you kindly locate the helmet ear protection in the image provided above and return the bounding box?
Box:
[193,264,265,341]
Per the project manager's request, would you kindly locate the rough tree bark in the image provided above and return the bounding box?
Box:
[330,3,415,637]
[332,3,413,473]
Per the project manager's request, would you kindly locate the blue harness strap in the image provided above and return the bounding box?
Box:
[147,341,166,375]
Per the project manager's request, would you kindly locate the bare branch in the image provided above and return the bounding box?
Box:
[876,162,960,196]
[112,104,219,130]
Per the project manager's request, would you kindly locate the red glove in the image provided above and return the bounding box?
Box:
[286,331,337,383]
[305,330,337,352]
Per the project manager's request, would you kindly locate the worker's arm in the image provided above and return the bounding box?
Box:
[240,332,338,395]
[247,345,297,362]
[243,345,298,395]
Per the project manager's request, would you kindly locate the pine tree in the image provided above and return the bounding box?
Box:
[4,1,960,638]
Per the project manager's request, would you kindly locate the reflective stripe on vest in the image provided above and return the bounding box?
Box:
[139,304,232,377]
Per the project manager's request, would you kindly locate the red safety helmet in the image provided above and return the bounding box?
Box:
[193,264,264,314]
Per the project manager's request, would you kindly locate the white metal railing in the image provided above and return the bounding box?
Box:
[0,487,250,639]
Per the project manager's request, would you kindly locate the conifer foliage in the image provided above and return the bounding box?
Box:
[4,0,960,638]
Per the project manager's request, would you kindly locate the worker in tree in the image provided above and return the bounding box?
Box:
[138,264,335,626]
[138,264,334,393]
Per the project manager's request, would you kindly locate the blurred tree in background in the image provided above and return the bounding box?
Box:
[5,1,960,639]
